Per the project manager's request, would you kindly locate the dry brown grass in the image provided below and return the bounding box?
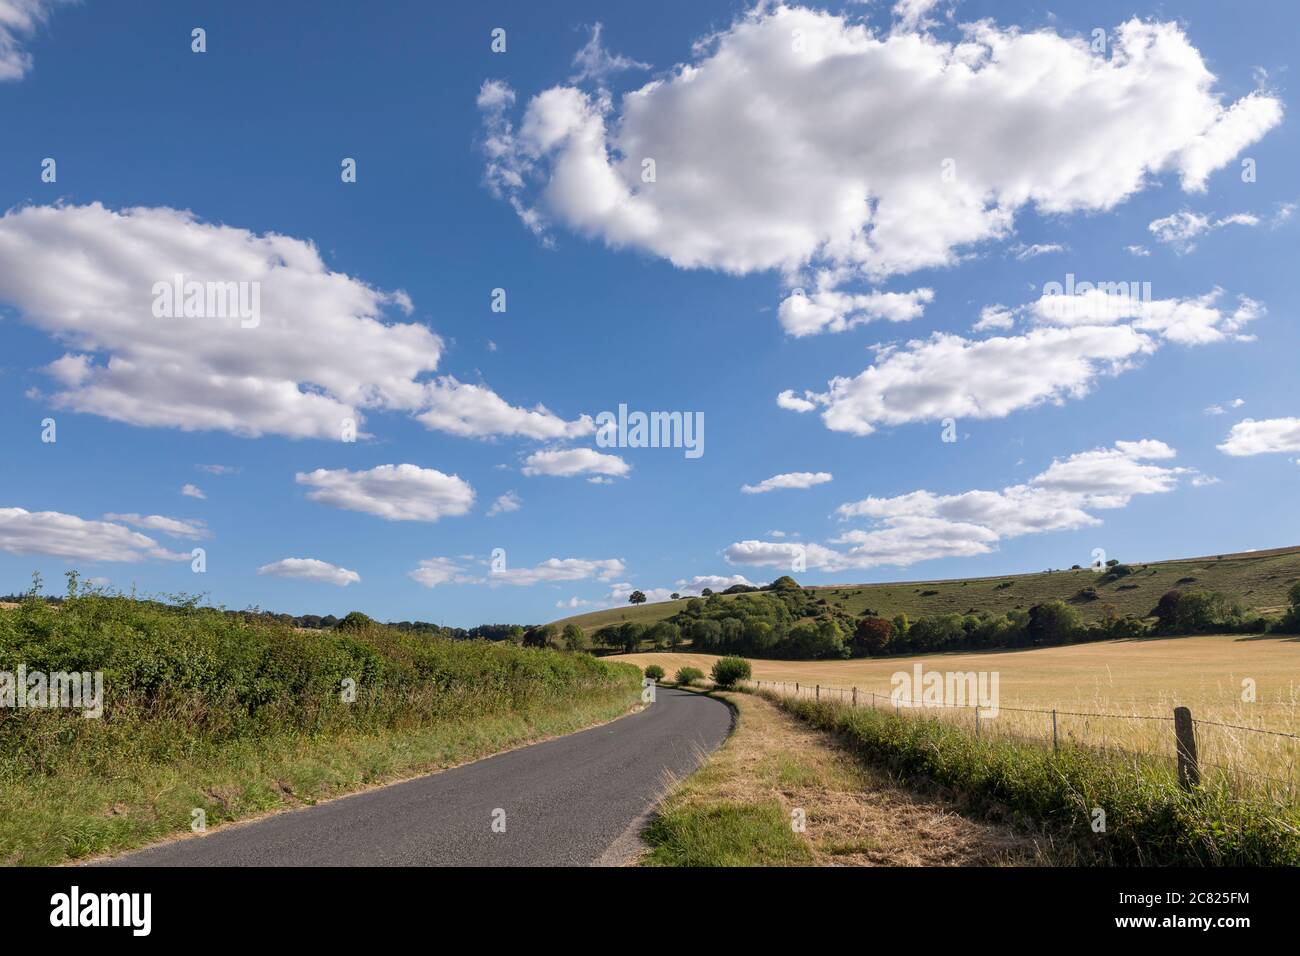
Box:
[646,690,1051,866]
[618,635,1300,799]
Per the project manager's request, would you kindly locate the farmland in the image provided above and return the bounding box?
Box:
[614,633,1300,796]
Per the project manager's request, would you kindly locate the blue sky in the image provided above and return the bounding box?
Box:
[1,0,1297,627]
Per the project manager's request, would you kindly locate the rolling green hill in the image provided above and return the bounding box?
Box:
[551,545,1300,636]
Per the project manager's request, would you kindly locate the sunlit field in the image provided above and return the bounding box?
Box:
[615,634,1300,802]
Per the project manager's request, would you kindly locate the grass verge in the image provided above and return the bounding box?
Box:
[641,689,1046,866]
[768,691,1300,866]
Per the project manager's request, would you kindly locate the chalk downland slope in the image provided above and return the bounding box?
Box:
[553,546,1300,635]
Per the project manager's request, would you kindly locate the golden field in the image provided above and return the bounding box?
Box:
[613,634,1300,799]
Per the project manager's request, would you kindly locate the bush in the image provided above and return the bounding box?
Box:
[710,656,752,688]
[334,611,377,633]
[643,664,665,681]
[674,666,705,686]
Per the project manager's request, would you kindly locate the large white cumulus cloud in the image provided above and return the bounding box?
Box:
[481,7,1280,292]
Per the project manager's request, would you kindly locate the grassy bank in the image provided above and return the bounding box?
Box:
[766,691,1300,866]
[0,593,641,865]
[642,690,1046,867]
[554,545,1300,634]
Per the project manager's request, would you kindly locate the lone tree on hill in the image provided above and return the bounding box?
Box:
[628,590,647,605]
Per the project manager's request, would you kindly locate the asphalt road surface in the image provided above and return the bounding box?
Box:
[101,686,732,867]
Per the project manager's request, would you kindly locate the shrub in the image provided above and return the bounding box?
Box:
[643,664,665,682]
[674,666,705,686]
[710,656,752,688]
[334,611,377,633]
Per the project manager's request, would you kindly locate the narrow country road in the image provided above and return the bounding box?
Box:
[100,687,731,867]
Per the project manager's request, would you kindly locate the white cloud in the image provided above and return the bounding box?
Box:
[1026,286,1262,345]
[415,377,593,440]
[741,471,833,494]
[0,508,189,562]
[726,440,1193,572]
[408,555,625,588]
[481,8,1279,322]
[891,0,944,33]
[102,513,210,540]
[1125,244,1151,257]
[486,490,522,517]
[1148,209,1259,252]
[777,288,933,337]
[797,324,1155,437]
[296,464,475,522]
[676,573,755,593]
[522,447,629,478]
[791,287,1261,435]
[556,596,593,609]
[490,557,626,587]
[776,389,817,413]
[180,484,207,500]
[1218,418,1300,457]
[1011,242,1065,261]
[0,203,444,440]
[1204,398,1245,416]
[408,557,479,588]
[972,304,1015,332]
[196,464,239,475]
[569,22,649,85]
[257,558,360,587]
[0,0,65,81]
[722,539,845,572]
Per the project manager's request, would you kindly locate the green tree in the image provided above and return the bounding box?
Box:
[628,590,647,605]
[617,622,645,653]
[1027,601,1082,645]
[562,623,589,651]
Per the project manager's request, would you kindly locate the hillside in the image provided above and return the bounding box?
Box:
[551,545,1300,634]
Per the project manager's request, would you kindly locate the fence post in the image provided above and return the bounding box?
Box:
[795,682,799,696]
[1052,709,1058,752]
[974,709,980,738]
[852,686,858,707]
[816,684,820,701]
[1174,706,1200,790]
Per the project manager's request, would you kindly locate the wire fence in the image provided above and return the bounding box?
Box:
[745,678,1300,806]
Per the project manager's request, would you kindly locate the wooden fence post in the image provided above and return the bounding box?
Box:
[815,684,820,701]
[1052,709,1058,752]
[1174,706,1200,790]
[852,686,858,707]
[974,709,980,738]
